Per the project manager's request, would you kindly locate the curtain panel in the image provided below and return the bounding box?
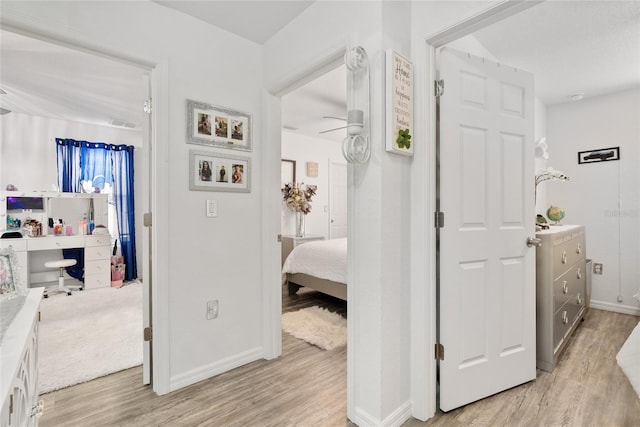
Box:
[55,138,137,281]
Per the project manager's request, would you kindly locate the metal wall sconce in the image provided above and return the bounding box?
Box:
[342,46,371,164]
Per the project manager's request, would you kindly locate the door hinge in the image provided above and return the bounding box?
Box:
[435,80,445,97]
[435,343,445,360]
[143,212,152,227]
[144,327,153,342]
[143,98,152,114]
[277,234,282,243]
[435,211,445,228]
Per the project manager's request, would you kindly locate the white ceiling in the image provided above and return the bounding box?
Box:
[0,1,638,141]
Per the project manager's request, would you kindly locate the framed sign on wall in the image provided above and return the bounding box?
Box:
[385,49,414,156]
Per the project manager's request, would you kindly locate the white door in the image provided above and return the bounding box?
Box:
[329,162,347,239]
[438,47,536,411]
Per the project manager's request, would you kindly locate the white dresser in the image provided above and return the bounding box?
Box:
[535,225,587,372]
[1,288,44,426]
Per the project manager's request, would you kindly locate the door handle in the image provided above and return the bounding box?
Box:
[526,237,542,247]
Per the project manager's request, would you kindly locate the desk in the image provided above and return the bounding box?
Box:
[0,235,111,289]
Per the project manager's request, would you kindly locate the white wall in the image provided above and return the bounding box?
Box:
[280,130,344,238]
[546,89,640,315]
[1,112,142,191]
[1,0,265,393]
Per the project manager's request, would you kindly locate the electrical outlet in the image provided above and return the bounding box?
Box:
[617,295,624,303]
[207,300,219,320]
[593,263,603,275]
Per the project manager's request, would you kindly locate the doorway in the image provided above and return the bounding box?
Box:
[0,28,155,390]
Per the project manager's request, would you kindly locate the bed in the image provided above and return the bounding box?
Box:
[282,238,347,301]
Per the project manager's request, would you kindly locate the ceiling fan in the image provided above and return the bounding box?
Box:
[0,88,10,115]
[319,116,347,134]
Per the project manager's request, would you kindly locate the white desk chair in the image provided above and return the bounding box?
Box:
[43,259,83,298]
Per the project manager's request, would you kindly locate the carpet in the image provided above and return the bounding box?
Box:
[38,282,143,394]
[282,306,346,350]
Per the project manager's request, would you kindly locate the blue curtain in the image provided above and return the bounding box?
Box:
[55,138,137,281]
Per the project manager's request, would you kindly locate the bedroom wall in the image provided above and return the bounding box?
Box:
[1,112,142,191]
[280,130,344,238]
[1,0,264,393]
[546,89,640,315]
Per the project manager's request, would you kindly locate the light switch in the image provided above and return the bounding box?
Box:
[206,200,218,217]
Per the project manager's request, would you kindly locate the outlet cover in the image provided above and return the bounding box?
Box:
[594,263,603,275]
[207,300,219,319]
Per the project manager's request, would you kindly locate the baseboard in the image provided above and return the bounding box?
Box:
[590,300,640,316]
[169,346,262,392]
[353,401,412,427]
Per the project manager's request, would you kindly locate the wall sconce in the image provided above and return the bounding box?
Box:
[342,46,370,164]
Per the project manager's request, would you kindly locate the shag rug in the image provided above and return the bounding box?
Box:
[38,282,143,394]
[282,306,347,350]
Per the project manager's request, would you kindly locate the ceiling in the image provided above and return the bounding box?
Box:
[1,1,638,142]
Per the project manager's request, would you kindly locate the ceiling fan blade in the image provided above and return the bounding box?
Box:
[322,116,346,121]
[0,107,11,115]
[319,125,347,134]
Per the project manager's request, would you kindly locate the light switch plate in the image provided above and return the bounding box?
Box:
[206,200,218,217]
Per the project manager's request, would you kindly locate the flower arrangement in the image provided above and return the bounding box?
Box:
[282,182,316,214]
[535,166,569,187]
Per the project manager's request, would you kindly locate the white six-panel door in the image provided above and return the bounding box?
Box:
[438,47,536,411]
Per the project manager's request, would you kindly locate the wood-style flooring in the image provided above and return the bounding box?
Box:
[39,288,639,427]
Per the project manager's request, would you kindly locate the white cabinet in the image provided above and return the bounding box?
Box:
[84,235,111,289]
[535,225,587,372]
[1,288,44,426]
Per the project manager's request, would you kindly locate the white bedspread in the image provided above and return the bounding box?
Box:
[283,238,347,284]
[617,320,640,398]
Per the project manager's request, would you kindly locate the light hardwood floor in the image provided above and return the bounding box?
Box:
[39,288,639,427]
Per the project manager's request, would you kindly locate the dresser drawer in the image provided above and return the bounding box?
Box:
[0,238,27,251]
[85,259,110,276]
[85,235,111,247]
[27,236,84,251]
[85,245,110,261]
[84,271,110,289]
[553,260,587,313]
[552,231,586,277]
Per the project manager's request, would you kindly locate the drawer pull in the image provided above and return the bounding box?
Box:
[576,243,581,254]
[562,281,568,294]
[576,268,582,280]
[562,311,569,324]
[561,251,567,264]
[577,293,582,305]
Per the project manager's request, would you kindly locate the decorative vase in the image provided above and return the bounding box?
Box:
[295,211,305,237]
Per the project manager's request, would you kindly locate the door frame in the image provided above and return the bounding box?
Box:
[411,0,544,420]
[0,23,171,395]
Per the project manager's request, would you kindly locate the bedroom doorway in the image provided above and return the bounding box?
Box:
[0,28,155,390]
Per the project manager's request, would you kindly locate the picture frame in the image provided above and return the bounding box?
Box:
[0,246,25,301]
[281,159,296,186]
[578,146,620,164]
[186,99,252,152]
[385,49,414,156]
[189,150,251,193]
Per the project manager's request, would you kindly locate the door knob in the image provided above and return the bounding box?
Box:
[526,237,542,247]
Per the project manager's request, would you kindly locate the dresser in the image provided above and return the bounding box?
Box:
[535,225,587,372]
[1,288,44,426]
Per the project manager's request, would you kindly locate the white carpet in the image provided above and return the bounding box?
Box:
[282,306,346,351]
[617,320,640,399]
[38,282,143,394]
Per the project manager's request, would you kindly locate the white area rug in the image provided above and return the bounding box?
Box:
[38,282,142,394]
[282,306,346,350]
[617,320,640,398]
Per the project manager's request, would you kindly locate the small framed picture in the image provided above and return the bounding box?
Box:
[281,159,296,186]
[578,147,620,164]
[385,49,414,156]
[189,150,251,193]
[186,99,252,152]
[0,247,24,301]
